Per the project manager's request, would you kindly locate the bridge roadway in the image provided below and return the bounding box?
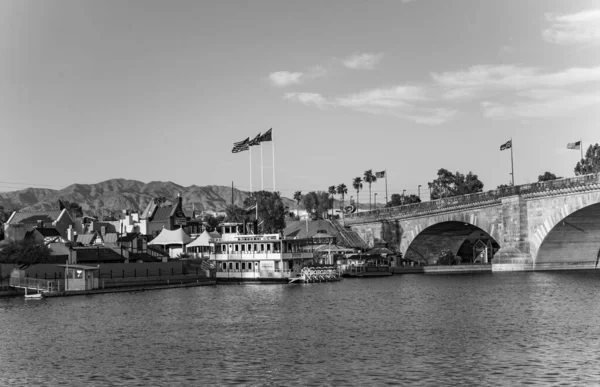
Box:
[344,173,600,271]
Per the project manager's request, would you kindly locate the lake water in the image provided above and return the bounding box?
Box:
[2,272,600,386]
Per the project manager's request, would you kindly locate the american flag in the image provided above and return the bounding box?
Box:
[232,137,250,153]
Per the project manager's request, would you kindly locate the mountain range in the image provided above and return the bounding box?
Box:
[0,178,302,217]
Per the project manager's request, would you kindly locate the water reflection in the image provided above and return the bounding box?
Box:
[1,272,600,385]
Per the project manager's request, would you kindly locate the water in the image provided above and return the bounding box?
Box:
[2,272,600,386]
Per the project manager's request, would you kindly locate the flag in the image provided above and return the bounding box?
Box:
[248,132,262,146]
[231,137,249,153]
[375,171,386,178]
[259,128,272,142]
[500,140,512,151]
[567,141,581,150]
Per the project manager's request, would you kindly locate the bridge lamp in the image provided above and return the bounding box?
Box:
[418,185,422,199]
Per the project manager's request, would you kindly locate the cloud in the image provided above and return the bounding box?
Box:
[268,71,304,87]
[543,9,600,45]
[482,91,600,119]
[284,85,455,125]
[342,53,384,70]
[335,85,427,108]
[284,92,329,109]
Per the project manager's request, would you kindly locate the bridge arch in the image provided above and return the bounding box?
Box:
[403,220,500,265]
[532,199,600,268]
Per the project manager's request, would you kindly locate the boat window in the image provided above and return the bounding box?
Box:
[235,244,239,252]
[228,262,233,270]
[222,262,227,270]
[235,262,239,270]
[260,244,265,251]
[266,244,271,252]
[221,245,226,253]
[241,244,246,252]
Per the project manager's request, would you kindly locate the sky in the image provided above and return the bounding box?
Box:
[1,0,599,202]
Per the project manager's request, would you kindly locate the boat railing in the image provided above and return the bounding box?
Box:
[9,276,62,292]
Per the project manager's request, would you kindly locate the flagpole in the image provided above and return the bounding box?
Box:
[249,147,253,193]
[510,137,515,186]
[260,142,264,191]
[272,134,276,192]
[385,169,388,205]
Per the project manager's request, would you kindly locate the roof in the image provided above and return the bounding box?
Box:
[140,200,158,220]
[103,233,118,244]
[8,210,63,225]
[148,228,193,245]
[117,232,140,242]
[76,233,97,245]
[283,219,368,250]
[151,206,173,222]
[57,264,99,270]
[34,227,62,237]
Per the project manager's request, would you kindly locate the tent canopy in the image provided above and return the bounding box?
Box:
[148,228,193,246]
[187,230,220,248]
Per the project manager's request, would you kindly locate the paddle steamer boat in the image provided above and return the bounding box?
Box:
[205,222,318,283]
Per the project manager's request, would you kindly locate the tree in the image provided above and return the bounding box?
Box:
[336,183,348,215]
[352,177,363,211]
[62,201,84,218]
[243,190,286,234]
[203,214,224,232]
[293,191,303,219]
[225,205,246,223]
[363,170,377,210]
[0,205,11,223]
[574,143,600,176]
[538,171,559,182]
[428,168,484,200]
[328,185,336,218]
[0,239,52,269]
[301,191,330,219]
[385,193,421,208]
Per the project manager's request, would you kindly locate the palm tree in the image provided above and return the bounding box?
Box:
[328,185,336,219]
[293,191,302,219]
[363,169,377,210]
[352,177,363,212]
[336,183,348,222]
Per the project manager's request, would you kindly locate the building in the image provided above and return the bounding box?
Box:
[3,209,75,241]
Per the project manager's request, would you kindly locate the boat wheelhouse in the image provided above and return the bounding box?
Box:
[207,222,321,283]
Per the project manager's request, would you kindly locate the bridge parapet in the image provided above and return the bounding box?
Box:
[346,173,600,224]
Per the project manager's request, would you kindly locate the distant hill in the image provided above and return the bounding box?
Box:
[0,178,300,217]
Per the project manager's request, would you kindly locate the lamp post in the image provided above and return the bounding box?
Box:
[401,189,406,205]
[374,193,377,209]
[418,185,421,200]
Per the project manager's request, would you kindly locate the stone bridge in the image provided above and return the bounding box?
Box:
[344,173,600,271]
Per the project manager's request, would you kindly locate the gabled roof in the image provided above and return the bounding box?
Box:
[140,200,158,220]
[151,206,173,222]
[76,233,98,246]
[117,232,140,242]
[103,233,118,244]
[34,227,62,237]
[283,219,368,249]
[8,210,64,225]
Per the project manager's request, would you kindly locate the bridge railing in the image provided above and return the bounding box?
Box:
[347,172,600,221]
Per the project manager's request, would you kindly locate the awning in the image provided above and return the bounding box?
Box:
[186,230,216,248]
[148,228,193,246]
